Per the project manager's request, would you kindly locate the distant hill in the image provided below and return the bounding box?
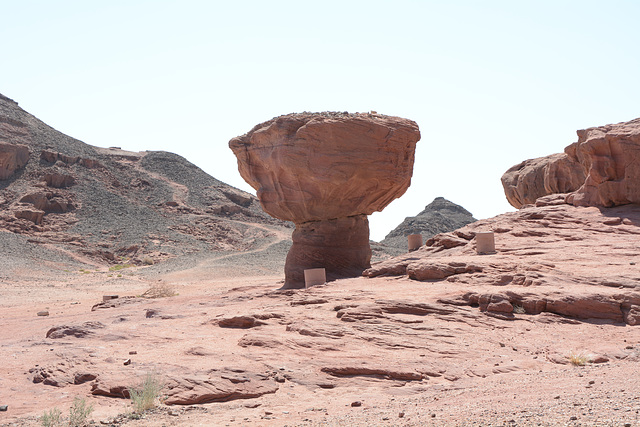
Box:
[380,197,476,250]
[0,93,292,272]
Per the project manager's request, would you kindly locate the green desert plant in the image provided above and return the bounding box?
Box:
[128,371,164,413]
[67,397,93,427]
[109,263,133,272]
[40,407,62,427]
[568,350,592,366]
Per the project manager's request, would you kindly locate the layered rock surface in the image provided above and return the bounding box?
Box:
[230,112,421,287]
[365,203,640,325]
[501,153,585,208]
[566,117,640,207]
[502,117,640,209]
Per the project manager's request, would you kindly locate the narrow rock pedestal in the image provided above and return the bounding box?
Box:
[284,215,371,289]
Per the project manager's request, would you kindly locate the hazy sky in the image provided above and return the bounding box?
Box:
[2,1,639,241]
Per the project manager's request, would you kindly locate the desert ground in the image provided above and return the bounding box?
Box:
[2,203,640,427]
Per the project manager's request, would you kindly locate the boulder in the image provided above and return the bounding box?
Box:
[501,153,585,208]
[14,208,44,224]
[230,112,420,288]
[43,172,75,188]
[19,191,74,213]
[0,142,29,180]
[566,117,640,207]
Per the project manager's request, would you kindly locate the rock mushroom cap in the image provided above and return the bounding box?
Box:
[229,112,421,223]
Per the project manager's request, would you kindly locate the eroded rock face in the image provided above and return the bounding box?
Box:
[566,118,640,207]
[501,153,585,208]
[502,117,640,209]
[0,142,29,180]
[230,112,420,288]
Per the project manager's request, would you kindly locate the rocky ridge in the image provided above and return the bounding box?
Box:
[380,197,476,249]
[0,93,292,273]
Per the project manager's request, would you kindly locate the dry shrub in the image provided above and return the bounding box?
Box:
[568,350,592,366]
[141,284,176,299]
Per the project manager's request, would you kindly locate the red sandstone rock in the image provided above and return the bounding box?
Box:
[501,153,585,208]
[14,208,44,224]
[364,203,640,325]
[230,112,420,288]
[503,117,640,209]
[20,191,74,213]
[164,373,278,405]
[43,172,75,188]
[0,142,29,180]
[566,118,640,207]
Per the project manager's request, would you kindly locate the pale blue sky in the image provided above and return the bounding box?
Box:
[2,1,639,240]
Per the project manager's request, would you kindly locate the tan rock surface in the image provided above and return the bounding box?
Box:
[2,202,640,426]
[230,112,420,288]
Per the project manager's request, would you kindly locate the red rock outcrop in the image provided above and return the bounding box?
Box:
[0,142,29,180]
[566,118,640,207]
[364,203,640,325]
[20,191,75,213]
[501,153,585,208]
[230,112,420,288]
[14,207,44,225]
[502,117,640,209]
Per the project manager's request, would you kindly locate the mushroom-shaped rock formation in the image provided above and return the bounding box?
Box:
[502,117,640,209]
[230,112,421,288]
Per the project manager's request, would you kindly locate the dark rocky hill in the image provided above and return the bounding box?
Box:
[379,197,476,249]
[0,93,292,273]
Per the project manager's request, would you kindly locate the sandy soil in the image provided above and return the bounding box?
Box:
[1,260,639,427]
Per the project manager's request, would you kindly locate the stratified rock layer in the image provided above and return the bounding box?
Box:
[230,112,420,288]
[501,153,585,208]
[285,215,372,285]
[365,203,640,325]
[502,117,640,209]
[566,118,640,207]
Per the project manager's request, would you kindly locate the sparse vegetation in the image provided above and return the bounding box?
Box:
[128,371,164,413]
[141,284,176,298]
[142,256,154,265]
[40,407,62,427]
[109,263,133,272]
[40,398,93,427]
[68,397,93,427]
[568,350,592,366]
